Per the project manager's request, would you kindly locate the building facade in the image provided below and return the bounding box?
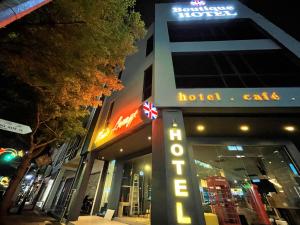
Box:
[68,1,300,225]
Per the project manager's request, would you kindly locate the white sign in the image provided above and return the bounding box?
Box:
[0,119,32,134]
[172,0,237,19]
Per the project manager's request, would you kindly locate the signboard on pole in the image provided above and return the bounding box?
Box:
[0,119,32,134]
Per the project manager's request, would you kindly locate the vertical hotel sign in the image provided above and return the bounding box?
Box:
[169,123,192,224]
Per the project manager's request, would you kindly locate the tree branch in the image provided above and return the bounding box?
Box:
[34,137,57,151]
[30,104,40,149]
[43,123,58,137]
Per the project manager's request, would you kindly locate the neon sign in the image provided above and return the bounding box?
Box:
[169,124,191,224]
[95,109,142,145]
[112,110,138,132]
[172,0,237,19]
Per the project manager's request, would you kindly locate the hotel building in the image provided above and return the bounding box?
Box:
[61,1,300,224]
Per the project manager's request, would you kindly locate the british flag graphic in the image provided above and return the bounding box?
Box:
[143,101,158,120]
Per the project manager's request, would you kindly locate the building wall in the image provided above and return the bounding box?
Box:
[90,25,154,150]
[153,0,300,107]
[90,0,300,151]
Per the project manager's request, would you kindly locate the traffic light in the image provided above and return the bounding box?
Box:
[3,153,16,162]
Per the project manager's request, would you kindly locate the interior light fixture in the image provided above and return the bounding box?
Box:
[240,125,249,132]
[101,156,104,160]
[148,136,152,140]
[284,126,295,132]
[120,148,123,152]
[145,164,151,172]
[196,125,205,132]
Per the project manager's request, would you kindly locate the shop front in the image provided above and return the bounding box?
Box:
[88,106,300,225]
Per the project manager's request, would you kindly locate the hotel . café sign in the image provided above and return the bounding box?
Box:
[177,90,281,103]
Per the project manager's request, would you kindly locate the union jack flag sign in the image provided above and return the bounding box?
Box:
[143,101,158,120]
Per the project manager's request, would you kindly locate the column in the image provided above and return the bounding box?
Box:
[107,160,124,213]
[43,167,65,212]
[67,152,95,221]
[152,109,206,225]
[90,160,109,215]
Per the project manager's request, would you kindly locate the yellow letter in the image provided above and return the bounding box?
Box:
[169,128,182,141]
[172,160,185,175]
[171,144,184,156]
[271,92,280,100]
[261,92,269,100]
[199,94,204,101]
[176,202,191,224]
[207,94,214,101]
[253,94,263,101]
[215,92,221,101]
[188,95,196,101]
[174,179,188,197]
[178,92,187,101]
[243,94,251,100]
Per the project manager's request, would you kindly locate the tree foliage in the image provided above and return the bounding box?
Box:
[0,0,145,213]
[0,0,145,149]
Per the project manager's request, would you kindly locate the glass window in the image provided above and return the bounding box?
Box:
[193,145,300,225]
[146,35,154,56]
[172,50,300,88]
[119,154,152,219]
[143,66,152,100]
[168,19,268,42]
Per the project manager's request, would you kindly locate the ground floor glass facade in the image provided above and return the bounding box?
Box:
[193,144,300,225]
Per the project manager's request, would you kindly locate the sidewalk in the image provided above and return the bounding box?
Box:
[1,210,60,225]
[0,212,129,225]
[73,216,126,225]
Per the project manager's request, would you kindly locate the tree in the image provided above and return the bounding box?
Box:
[0,0,145,214]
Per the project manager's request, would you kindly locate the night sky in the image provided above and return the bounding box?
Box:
[135,0,300,41]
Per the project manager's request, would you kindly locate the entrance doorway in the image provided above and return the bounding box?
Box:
[192,144,300,225]
[116,153,152,225]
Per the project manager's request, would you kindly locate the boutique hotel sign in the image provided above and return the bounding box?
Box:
[172,0,237,19]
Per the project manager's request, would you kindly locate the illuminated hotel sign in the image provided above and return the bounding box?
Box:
[178,91,281,103]
[169,123,191,224]
[172,0,237,19]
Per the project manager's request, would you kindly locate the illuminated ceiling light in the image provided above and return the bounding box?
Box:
[269,161,272,164]
[101,156,104,160]
[240,125,249,132]
[148,136,152,140]
[196,125,205,132]
[144,164,151,172]
[172,121,178,127]
[284,126,295,132]
[120,148,123,152]
[230,97,235,101]
[291,97,296,100]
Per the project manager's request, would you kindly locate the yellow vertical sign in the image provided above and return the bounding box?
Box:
[169,126,191,224]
